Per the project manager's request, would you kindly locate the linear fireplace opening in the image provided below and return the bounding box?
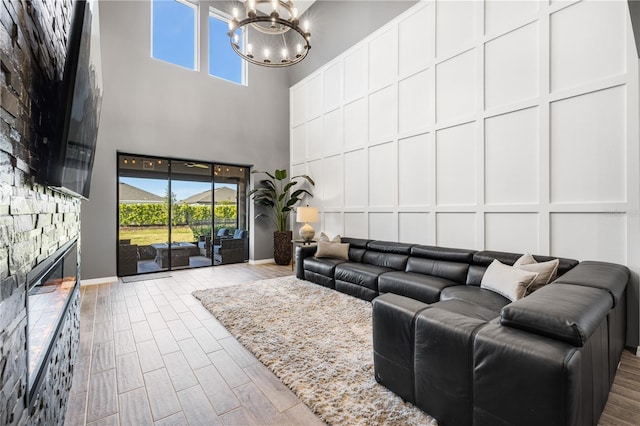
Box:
[26,239,79,404]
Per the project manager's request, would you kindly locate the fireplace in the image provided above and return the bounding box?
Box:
[26,239,79,405]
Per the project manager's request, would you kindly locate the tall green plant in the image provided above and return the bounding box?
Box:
[248,169,314,232]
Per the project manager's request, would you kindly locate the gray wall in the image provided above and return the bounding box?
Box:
[82,0,422,280]
[82,0,291,279]
[290,0,418,85]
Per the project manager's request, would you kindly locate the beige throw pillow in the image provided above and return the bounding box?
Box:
[318,232,341,243]
[514,253,560,294]
[314,241,349,260]
[481,259,539,302]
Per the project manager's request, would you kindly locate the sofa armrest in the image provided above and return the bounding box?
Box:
[295,245,317,279]
[500,283,611,347]
[372,293,429,403]
[552,261,629,308]
[473,324,583,426]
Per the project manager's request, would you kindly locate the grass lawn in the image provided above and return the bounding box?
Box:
[119,226,195,246]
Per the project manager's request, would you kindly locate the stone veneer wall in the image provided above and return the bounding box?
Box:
[0,0,81,425]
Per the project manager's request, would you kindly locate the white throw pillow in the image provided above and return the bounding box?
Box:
[514,253,560,294]
[314,241,349,260]
[481,259,539,302]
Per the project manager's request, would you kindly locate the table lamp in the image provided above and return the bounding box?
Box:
[296,206,319,242]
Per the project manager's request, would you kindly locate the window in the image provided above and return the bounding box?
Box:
[209,10,245,85]
[152,0,197,70]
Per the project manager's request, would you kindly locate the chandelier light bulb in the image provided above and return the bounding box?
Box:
[229,0,311,67]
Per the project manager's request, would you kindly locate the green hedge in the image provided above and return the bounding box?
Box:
[119,203,236,226]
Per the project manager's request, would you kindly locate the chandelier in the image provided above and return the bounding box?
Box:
[228,0,311,67]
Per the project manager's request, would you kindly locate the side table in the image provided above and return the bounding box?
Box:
[291,239,317,271]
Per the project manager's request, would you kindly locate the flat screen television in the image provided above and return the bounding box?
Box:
[46,0,103,199]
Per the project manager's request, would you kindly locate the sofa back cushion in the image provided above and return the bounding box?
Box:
[341,237,370,262]
[411,245,476,263]
[363,251,409,271]
[406,257,469,284]
[367,240,414,255]
[466,250,579,286]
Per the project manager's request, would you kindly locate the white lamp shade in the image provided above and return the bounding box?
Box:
[296,206,318,223]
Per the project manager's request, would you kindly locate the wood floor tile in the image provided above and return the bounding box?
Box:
[152,328,180,355]
[144,368,182,421]
[65,391,87,426]
[194,365,241,415]
[114,330,136,356]
[78,330,94,358]
[208,349,250,389]
[86,369,117,423]
[177,311,201,329]
[93,322,114,344]
[136,340,165,373]
[158,304,179,322]
[146,312,168,331]
[130,321,154,343]
[177,385,221,425]
[166,319,192,341]
[191,327,222,353]
[115,352,144,394]
[71,355,91,394]
[220,408,258,426]
[283,403,325,425]
[244,362,300,412]
[200,318,232,340]
[91,341,115,374]
[233,382,291,425]
[119,387,153,425]
[178,338,211,370]
[127,306,147,323]
[162,351,199,392]
[86,414,119,426]
[112,313,130,333]
[218,337,259,368]
[153,411,188,426]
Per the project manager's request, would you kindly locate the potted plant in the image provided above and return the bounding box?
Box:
[248,169,314,265]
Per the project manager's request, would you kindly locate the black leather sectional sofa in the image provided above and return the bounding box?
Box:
[295,237,629,426]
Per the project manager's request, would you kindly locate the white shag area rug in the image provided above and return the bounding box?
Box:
[192,276,436,426]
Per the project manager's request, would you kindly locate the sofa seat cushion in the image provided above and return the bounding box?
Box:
[430,299,499,322]
[335,262,393,291]
[440,286,510,313]
[304,256,346,276]
[378,271,459,304]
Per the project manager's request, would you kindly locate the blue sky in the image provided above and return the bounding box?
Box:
[152,0,243,84]
[121,177,234,202]
[152,0,195,69]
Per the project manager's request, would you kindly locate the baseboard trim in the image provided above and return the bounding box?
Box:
[81,276,118,286]
[636,346,640,357]
[249,258,275,265]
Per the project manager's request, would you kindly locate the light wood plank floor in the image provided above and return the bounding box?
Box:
[65,263,640,426]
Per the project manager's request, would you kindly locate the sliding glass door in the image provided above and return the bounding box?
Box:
[170,160,213,269]
[118,155,170,275]
[117,153,250,276]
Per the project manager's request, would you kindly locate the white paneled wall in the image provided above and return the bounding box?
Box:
[290,0,640,269]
